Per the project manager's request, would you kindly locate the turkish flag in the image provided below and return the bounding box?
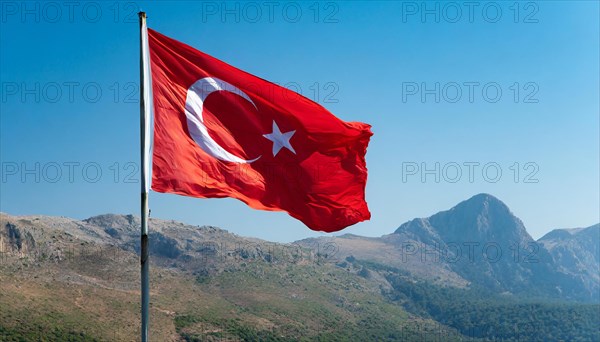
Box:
[148,29,372,232]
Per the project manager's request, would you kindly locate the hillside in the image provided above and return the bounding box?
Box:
[0,213,460,341]
[538,224,600,300]
[1,194,599,341]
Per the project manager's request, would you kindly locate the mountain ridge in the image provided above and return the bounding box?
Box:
[1,194,599,341]
[2,193,598,303]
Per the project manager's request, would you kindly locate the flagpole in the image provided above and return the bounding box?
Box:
[138,11,151,342]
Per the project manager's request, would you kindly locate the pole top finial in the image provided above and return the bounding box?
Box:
[139,12,146,18]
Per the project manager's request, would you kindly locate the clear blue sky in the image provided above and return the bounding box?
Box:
[1,1,598,242]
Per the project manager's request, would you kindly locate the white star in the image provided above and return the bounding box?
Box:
[263,120,296,157]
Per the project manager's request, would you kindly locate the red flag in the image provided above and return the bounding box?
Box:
[148,29,372,232]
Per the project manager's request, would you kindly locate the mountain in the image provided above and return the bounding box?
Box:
[0,212,459,341]
[299,194,598,302]
[1,194,599,341]
[539,224,600,300]
[390,194,593,300]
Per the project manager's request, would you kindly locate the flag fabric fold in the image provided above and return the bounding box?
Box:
[148,28,372,232]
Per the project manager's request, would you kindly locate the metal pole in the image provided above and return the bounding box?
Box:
[138,11,151,342]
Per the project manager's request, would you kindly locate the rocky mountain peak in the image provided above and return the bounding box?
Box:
[453,193,510,214]
[394,194,530,244]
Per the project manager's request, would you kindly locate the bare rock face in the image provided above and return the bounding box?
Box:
[2,222,36,255]
[126,231,183,259]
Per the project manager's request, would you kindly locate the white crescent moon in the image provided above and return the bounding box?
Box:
[184,77,260,164]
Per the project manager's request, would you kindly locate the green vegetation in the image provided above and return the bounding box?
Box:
[175,314,292,341]
[0,324,98,342]
[5,253,597,341]
[174,261,466,341]
[358,260,600,342]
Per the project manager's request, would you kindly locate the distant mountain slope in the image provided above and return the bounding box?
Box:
[539,224,600,300]
[298,194,599,302]
[296,232,470,288]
